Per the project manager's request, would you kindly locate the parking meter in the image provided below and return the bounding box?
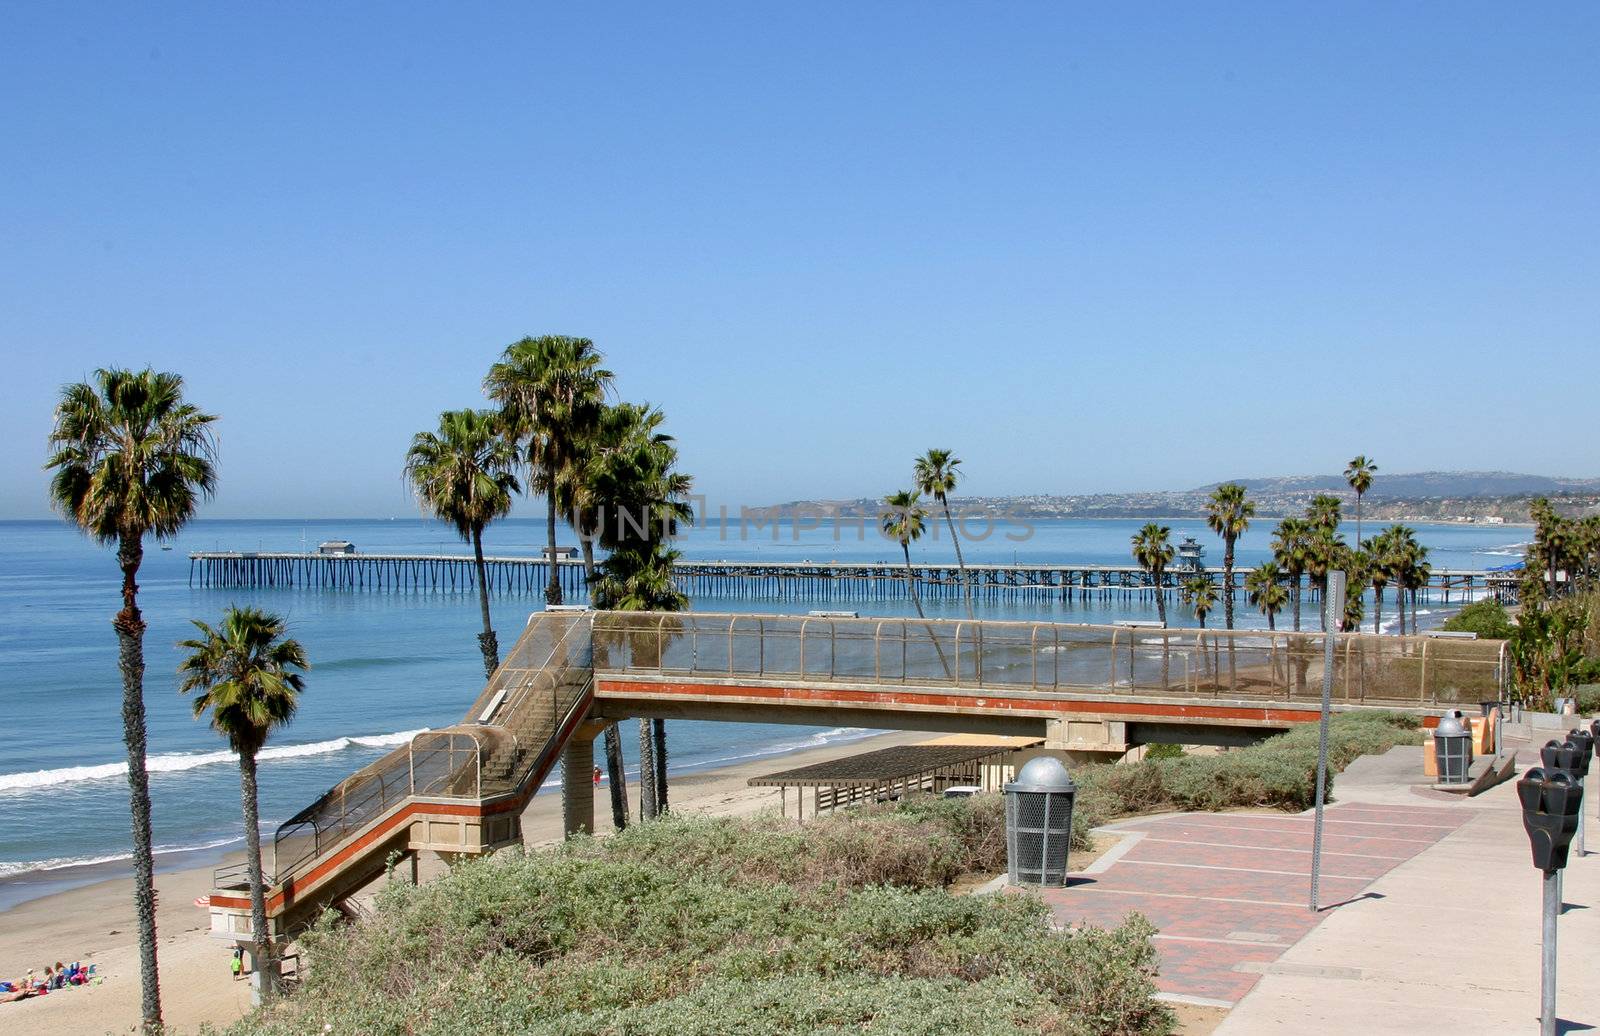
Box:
[1519,765,1584,1036]
[1519,767,1583,872]
[1540,739,1583,778]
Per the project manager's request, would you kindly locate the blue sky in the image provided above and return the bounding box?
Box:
[3,3,1596,519]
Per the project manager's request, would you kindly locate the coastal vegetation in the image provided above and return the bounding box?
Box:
[225,797,1172,1036]
[404,408,521,678]
[46,367,219,1034]
[225,714,1420,1036]
[178,607,310,1001]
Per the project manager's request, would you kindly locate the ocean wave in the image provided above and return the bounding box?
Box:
[0,835,243,881]
[0,730,426,794]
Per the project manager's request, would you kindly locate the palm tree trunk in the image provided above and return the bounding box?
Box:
[1290,573,1302,632]
[114,533,162,1034]
[238,748,275,1002]
[1396,580,1407,638]
[942,503,973,620]
[545,490,563,605]
[637,718,657,821]
[1223,540,1237,690]
[1154,566,1170,688]
[603,724,628,829]
[471,527,499,679]
[1372,586,1384,635]
[902,544,953,678]
[652,718,668,814]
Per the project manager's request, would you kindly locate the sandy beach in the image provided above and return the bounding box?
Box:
[0,729,928,1035]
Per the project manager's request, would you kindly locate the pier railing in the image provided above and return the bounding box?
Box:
[593,611,1507,707]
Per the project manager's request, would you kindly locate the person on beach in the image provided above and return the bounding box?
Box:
[593,765,602,786]
[232,947,244,980]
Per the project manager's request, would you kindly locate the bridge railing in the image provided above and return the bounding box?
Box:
[268,727,495,884]
[592,612,1507,707]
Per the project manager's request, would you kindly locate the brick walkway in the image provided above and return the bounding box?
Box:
[1039,803,1475,1006]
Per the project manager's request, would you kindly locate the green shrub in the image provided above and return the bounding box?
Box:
[1441,599,1514,639]
[1070,712,1420,830]
[1143,743,1184,761]
[221,799,1172,1036]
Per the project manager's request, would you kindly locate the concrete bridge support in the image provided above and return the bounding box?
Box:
[561,731,597,838]
[1045,717,1131,764]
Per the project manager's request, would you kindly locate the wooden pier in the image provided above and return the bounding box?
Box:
[188,552,1498,604]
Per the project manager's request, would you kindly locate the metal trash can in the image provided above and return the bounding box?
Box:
[1434,712,1472,785]
[1004,756,1077,886]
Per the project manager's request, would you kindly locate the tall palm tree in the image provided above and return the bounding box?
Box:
[1271,518,1313,632]
[883,490,932,619]
[590,402,695,822]
[913,449,973,619]
[1184,576,1220,682]
[1245,561,1288,630]
[1344,455,1377,544]
[1303,496,1344,631]
[882,491,953,678]
[1245,561,1289,686]
[1380,525,1424,635]
[1206,482,1254,687]
[1205,482,1255,630]
[404,409,520,679]
[1132,523,1176,687]
[485,335,612,604]
[1131,523,1175,627]
[1364,530,1395,634]
[46,368,217,1033]
[177,607,308,1004]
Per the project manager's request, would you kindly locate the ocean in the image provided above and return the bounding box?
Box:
[0,515,1527,907]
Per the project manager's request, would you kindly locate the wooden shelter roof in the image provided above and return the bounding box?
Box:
[748,743,1026,789]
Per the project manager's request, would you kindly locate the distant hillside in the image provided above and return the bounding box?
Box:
[757,471,1600,524]
[1201,471,1600,499]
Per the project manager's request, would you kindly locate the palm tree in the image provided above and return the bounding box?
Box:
[1364,530,1395,634]
[883,490,932,618]
[1303,497,1344,631]
[177,607,308,1004]
[1184,576,1220,682]
[1206,482,1254,687]
[913,449,973,619]
[1245,561,1288,630]
[46,368,217,1033]
[1132,524,1176,687]
[1205,482,1255,630]
[1131,523,1175,626]
[589,402,695,822]
[404,409,520,679]
[882,491,953,679]
[1380,525,1424,635]
[1344,456,1377,544]
[1246,561,1289,687]
[485,335,612,604]
[1271,518,1313,632]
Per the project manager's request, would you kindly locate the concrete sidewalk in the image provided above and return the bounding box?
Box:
[1217,747,1600,1034]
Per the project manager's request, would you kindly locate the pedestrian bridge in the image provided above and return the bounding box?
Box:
[208,609,1505,946]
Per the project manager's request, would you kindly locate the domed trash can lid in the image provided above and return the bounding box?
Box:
[1434,712,1469,738]
[1004,755,1076,794]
